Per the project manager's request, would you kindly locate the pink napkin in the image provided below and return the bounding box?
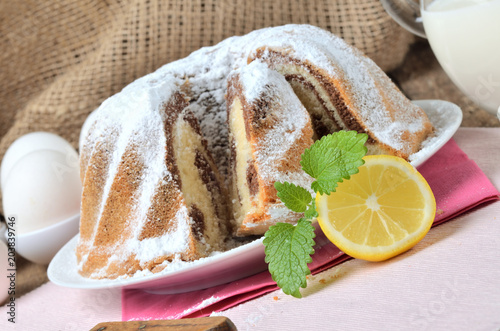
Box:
[122,138,500,321]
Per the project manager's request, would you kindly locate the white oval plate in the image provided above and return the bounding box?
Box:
[48,99,462,293]
[409,99,462,167]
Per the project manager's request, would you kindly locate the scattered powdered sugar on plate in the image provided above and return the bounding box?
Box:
[177,296,222,318]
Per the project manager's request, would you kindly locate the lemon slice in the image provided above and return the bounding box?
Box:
[316,155,436,261]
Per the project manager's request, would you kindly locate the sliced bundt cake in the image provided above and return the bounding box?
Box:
[76,24,435,277]
[226,61,314,236]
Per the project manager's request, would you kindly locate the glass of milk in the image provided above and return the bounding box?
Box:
[381,0,500,118]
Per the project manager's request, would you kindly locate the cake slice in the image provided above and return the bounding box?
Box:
[77,88,229,279]
[226,61,314,236]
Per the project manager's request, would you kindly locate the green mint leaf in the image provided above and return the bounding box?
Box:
[275,181,312,213]
[263,219,316,298]
[301,131,368,195]
[304,199,318,220]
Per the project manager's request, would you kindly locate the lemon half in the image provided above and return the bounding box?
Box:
[316,155,436,261]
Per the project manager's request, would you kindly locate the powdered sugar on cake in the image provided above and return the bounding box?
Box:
[237,60,314,190]
[130,207,192,263]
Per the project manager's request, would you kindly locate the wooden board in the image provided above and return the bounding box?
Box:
[90,317,237,331]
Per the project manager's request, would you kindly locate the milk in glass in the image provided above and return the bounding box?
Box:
[422,0,500,114]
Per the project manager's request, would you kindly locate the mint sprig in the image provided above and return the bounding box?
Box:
[263,131,367,297]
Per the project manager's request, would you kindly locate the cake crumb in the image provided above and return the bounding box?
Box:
[436,208,444,215]
[273,296,279,301]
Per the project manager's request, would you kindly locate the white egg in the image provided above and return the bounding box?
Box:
[2,150,82,235]
[1,132,79,192]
